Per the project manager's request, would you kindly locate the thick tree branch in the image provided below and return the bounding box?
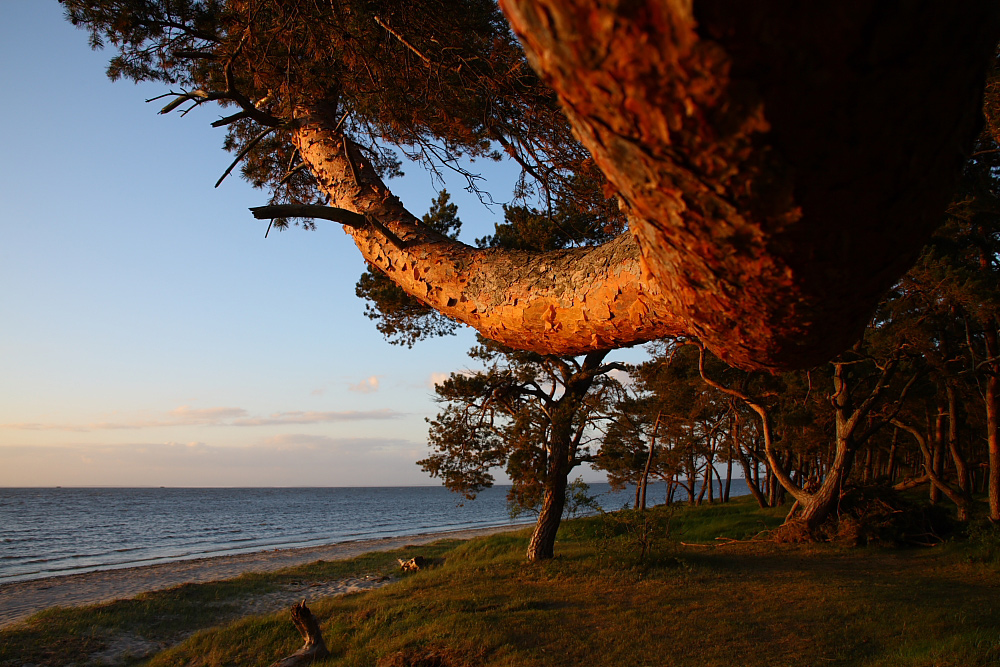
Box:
[498,0,1000,369]
[291,116,688,357]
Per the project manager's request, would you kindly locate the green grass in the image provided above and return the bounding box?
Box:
[2,499,999,667]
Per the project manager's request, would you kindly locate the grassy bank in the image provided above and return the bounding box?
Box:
[2,498,998,667]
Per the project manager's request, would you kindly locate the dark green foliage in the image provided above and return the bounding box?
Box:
[477,187,620,252]
[59,0,610,227]
[420,335,621,514]
[355,191,463,346]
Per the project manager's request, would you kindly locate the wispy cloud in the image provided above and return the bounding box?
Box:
[0,406,403,432]
[0,436,429,487]
[169,406,249,423]
[349,376,380,394]
[232,409,402,426]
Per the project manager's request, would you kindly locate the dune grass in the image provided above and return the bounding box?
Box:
[2,498,998,667]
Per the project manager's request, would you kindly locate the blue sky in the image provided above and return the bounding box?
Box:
[0,1,645,487]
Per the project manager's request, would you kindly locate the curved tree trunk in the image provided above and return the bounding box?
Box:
[638,412,660,511]
[794,434,855,529]
[527,402,575,561]
[946,384,971,494]
[526,473,569,561]
[987,369,1000,522]
[894,419,972,521]
[500,1,999,369]
[293,119,688,357]
[275,3,1000,371]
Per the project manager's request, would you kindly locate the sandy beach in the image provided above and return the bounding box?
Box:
[0,524,523,629]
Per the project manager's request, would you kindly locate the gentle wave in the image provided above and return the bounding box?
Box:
[0,482,744,584]
[0,485,620,584]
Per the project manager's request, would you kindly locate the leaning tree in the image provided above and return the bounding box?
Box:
[61,1,1000,372]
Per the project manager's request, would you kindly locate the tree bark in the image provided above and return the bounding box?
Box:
[734,438,769,509]
[894,419,971,521]
[526,474,568,561]
[724,439,733,504]
[271,3,1000,372]
[795,434,854,529]
[886,429,899,483]
[930,410,945,504]
[294,119,687,358]
[268,601,330,667]
[497,0,999,370]
[638,412,661,511]
[946,384,971,494]
[986,342,1000,522]
[525,352,607,561]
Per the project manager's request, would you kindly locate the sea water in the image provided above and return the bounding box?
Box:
[0,480,746,584]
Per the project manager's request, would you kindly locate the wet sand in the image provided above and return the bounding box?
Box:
[0,524,524,628]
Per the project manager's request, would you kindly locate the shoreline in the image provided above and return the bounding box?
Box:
[0,523,527,629]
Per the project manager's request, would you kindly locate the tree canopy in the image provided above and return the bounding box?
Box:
[62,0,1000,371]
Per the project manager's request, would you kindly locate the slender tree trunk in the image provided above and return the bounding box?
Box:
[752,447,761,492]
[929,410,945,504]
[724,441,733,503]
[639,412,662,511]
[984,323,1000,522]
[526,475,568,561]
[886,430,898,482]
[707,436,717,503]
[733,417,771,507]
[946,385,971,494]
[527,414,573,562]
[767,468,778,508]
[736,443,768,508]
[687,453,697,505]
[987,369,1000,522]
[894,419,971,521]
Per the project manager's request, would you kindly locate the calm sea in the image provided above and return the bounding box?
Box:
[0,481,746,584]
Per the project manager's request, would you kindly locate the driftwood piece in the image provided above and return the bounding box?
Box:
[268,600,330,667]
[397,556,426,572]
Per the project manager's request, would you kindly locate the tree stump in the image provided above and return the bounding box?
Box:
[268,600,330,667]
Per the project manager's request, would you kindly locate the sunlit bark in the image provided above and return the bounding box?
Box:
[498,0,998,369]
[282,3,1000,371]
[294,119,687,357]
